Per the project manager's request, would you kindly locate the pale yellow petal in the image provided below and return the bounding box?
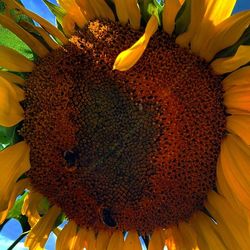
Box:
[113,0,129,25]
[123,230,142,250]
[224,85,250,114]
[191,211,227,250]
[148,229,164,250]
[176,0,208,47]
[0,142,30,211]
[202,11,250,61]
[113,15,158,71]
[212,45,250,74]
[163,0,183,35]
[223,66,250,90]
[227,115,250,145]
[0,178,29,223]
[0,14,49,57]
[56,221,78,250]
[25,205,61,250]
[0,46,34,72]
[9,0,68,45]
[107,231,124,250]
[0,71,25,85]
[206,191,250,249]
[0,76,24,127]
[191,0,236,55]
[96,230,111,250]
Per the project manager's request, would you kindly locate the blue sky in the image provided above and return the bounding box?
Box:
[1,0,250,249]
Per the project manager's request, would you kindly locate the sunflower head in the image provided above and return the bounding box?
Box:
[0,0,250,249]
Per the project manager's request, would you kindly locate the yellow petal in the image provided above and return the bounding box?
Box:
[165,226,185,250]
[75,0,96,21]
[0,178,29,224]
[176,0,208,47]
[202,10,250,61]
[89,0,115,21]
[227,115,250,145]
[163,0,183,35]
[62,14,76,37]
[206,191,250,249]
[0,76,24,127]
[113,0,129,25]
[126,0,141,30]
[148,229,164,250]
[56,221,78,250]
[85,229,96,250]
[75,227,88,250]
[96,230,112,250]
[178,222,198,250]
[0,71,25,85]
[123,230,142,250]
[107,231,124,250]
[0,14,49,57]
[9,0,68,45]
[191,0,236,55]
[58,0,86,28]
[191,211,227,250]
[222,66,250,90]
[0,46,34,72]
[113,15,158,71]
[224,85,250,114]
[25,205,61,250]
[212,45,250,74]
[0,142,30,211]
[22,191,43,227]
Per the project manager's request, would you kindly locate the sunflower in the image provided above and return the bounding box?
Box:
[0,0,250,249]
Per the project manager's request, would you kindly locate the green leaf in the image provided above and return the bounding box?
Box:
[214,26,250,59]
[0,122,23,151]
[42,0,66,26]
[174,0,191,35]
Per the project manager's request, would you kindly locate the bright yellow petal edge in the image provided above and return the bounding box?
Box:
[0,0,249,249]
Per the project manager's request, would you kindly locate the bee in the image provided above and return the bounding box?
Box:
[100,207,117,228]
[63,150,79,172]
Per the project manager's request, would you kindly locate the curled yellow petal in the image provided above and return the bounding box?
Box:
[113,15,158,71]
[107,231,124,250]
[0,71,25,85]
[0,14,49,57]
[0,178,30,223]
[56,221,78,250]
[25,205,61,250]
[0,46,34,72]
[163,0,184,35]
[0,76,24,127]
[123,230,142,250]
[0,142,30,211]
[211,45,250,74]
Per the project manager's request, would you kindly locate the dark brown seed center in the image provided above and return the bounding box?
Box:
[22,19,226,233]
